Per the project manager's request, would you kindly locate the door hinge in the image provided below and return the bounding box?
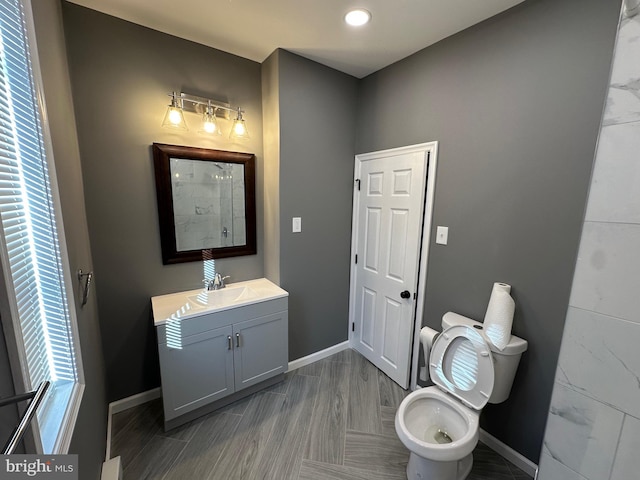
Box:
[352,322,355,332]
[355,254,358,264]
[355,179,361,191]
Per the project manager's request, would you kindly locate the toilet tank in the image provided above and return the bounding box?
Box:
[442,312,528,404]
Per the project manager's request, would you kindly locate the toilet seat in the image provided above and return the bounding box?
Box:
[429,325,495,410]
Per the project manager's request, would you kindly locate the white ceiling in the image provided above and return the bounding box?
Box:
[66,0,525,78]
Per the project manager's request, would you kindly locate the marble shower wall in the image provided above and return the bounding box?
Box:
[538,4,640,480]
[171,160,246,251]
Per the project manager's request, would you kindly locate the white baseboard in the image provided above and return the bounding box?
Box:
[288,341,349,371]
[479,429,538,478]
[109,387,162,415]
[105,387,162,460]
[101,456,122,480]
[105,402,113,461]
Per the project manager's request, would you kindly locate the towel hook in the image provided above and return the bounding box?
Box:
[77,269,93,307]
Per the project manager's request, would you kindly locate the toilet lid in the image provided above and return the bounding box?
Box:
[429,325,495,410]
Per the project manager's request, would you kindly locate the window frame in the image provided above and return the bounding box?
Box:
[0,0,85,454]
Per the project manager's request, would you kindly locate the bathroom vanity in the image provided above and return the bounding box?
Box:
[152,278,288,430]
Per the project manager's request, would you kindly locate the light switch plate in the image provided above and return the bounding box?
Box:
[436,226,448,245]
[292,217,302,233]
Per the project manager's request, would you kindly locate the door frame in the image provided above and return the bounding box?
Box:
[347,141,438,391]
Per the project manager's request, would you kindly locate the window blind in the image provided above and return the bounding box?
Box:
[0,0,80,453]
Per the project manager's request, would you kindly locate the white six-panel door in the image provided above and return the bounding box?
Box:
[349,143,435,388]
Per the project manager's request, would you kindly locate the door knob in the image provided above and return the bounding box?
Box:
[400,290,411,299]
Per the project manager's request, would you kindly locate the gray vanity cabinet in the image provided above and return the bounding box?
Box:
[157,325,235,418]
[156,297,288,427]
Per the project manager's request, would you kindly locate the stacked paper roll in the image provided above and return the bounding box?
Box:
[483,282,515,351]
[419,327,439,382]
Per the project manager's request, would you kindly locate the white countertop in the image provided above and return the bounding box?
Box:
[151,277,288,326]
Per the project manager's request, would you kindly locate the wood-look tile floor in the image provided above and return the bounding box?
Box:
[111,348,532,479]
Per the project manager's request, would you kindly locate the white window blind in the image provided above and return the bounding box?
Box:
[0,0,83,453]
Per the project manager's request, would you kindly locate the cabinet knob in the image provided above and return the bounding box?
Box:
[236,333,241,348]
[227,335,232,350]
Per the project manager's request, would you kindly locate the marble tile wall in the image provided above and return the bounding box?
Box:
[170,160,245,250]
[538,4,640,480]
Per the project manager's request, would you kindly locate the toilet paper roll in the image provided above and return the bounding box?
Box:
[419,327,439,382]
[483,282,515,351]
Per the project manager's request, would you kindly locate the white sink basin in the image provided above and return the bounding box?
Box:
[151,278,288,325]
[187,285,258,308]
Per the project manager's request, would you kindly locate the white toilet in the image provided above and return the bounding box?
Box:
[395,312,528,480]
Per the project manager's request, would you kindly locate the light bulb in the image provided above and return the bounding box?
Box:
[345,9,371,27]
[203,120,216,134]
[228,108,249,139]
[200,104,221,136]
[162,92,188,130]
[234,122,246,136]
[169,108,183,125]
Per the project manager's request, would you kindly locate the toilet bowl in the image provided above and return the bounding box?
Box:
[395,312,528,480]
[395,387,479,462]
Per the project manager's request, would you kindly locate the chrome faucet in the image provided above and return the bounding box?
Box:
[203,278,216,291]
[212,273,230,290]
[204,273,230,291]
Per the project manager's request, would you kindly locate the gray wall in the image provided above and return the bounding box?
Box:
[356,0,620,462]
[33,1,108,477]
[62,3,264,401]
[275,50,358,359]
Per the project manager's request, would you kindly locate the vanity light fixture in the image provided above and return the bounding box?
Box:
[345,8,371,27]
[162,91,248,140]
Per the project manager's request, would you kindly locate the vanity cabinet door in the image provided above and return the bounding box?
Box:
[158,325,235,421]
[233,311,288,391]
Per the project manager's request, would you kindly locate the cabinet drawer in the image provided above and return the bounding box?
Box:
[156,297,288,343]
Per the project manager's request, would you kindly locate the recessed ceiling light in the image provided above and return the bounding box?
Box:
[345,9,371,27]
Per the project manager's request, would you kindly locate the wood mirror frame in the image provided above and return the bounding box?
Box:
[152,143,256,264]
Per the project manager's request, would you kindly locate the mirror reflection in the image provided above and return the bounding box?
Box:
[170,159,246,251]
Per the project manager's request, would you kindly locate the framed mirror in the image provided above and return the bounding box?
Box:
[152,143,256,264]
